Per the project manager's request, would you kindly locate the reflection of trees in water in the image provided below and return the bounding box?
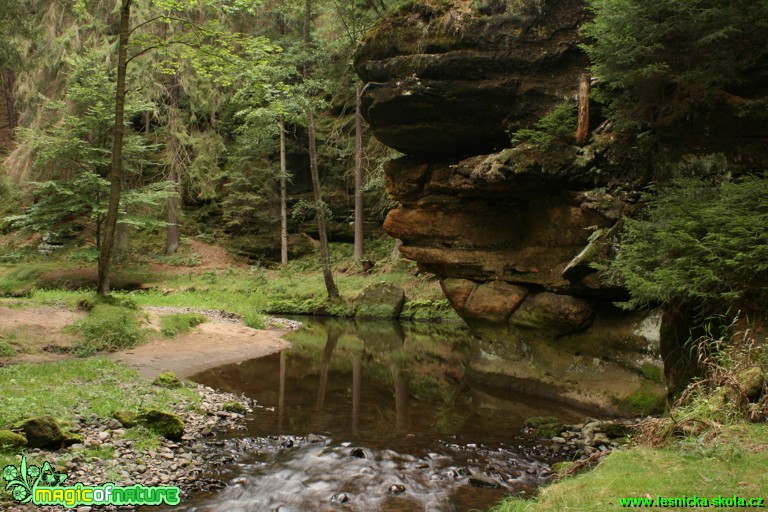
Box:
[207,317,475,436]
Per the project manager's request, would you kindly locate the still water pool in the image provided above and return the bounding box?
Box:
[180,317,595,511]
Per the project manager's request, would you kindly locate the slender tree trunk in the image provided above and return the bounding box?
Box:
[144,111,150,134]
[576,72,590,146]
[303,0,339,299]
[307,107,339,299]
[279,118,288,265]
[165,72,182,255]
[0,68,17,131]
[353,82,364,262]
[97,0,132,296]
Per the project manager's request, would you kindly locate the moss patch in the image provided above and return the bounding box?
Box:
[113,410,137,428]
[152,371,182,389]
[0,430,27,452]
[617,385,666,416]
[138,409,184,440]
[222,401,246,414]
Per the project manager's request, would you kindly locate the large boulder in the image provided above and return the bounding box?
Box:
[354,0,590,159]
[15,416,82,449]
[354,0,668,414]
[354,283,406,319]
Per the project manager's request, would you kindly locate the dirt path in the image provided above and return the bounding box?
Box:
[0,303,292,378]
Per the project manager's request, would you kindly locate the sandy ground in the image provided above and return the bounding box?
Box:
[0,303,291,378]
[110,321,291,378]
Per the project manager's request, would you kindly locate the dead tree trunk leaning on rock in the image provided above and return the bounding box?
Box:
[576,72,590,147]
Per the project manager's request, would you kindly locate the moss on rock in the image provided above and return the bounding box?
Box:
[152,371,182,389]
[15,415,80,449]
[0,430,27,451]
[113,410,138,428]
[138,409,185,440]
[222,401,246,414]
[354,283,406,319]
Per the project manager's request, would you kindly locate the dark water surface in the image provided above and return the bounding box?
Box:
[179,317,593,512]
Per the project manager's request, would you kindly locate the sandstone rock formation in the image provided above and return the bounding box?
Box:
[355,0,667,414]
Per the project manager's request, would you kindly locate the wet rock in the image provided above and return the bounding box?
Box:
[387,484,406,494]
[307,433,324,444]
[525,416,564,438]
[331,492,349,503]
[222,401,247,414]
[350,447,369,459]
[469,472,501,489]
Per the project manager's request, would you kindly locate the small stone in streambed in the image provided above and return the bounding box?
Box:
[331,492,349,503]
[387,484,406,494]
[350,447,369,459]
[469,473,501,489]
[307,433,324,444]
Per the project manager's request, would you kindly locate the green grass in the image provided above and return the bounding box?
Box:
[67,301,147,357]
[160,313,206,337]
[0,358,200,430]
[490,428,768,511]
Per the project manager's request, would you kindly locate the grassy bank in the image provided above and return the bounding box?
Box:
[492,426,768,511]
[0,358,200,492]
[491,334,768,512]
[0,236,461,327]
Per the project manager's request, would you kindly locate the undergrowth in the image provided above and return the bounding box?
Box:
[67,296,147,357]
[160,313,206,337]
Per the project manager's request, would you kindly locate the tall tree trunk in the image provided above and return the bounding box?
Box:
[279,118,288,265]
[165,72,182,255]
[576,72,590,146]
[303,0,339,299]
[0,68,17,131]
[307,107,339,299]
[353,82,364,262]
[97,0,132,296]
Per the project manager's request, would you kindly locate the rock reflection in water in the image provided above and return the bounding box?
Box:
[186,317,590,511]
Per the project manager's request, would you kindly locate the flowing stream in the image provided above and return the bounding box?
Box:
[174,317,596,511]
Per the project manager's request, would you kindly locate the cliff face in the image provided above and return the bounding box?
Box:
[355,0,668,415]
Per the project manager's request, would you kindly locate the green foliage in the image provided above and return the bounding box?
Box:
[511,101,576,149]
[68,302,146,357]
[603,176,768,312]
[0,341,15,358]
[160,313,206,337]
[581,0,768,130]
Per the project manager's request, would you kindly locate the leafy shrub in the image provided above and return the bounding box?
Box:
[603,175,768,313]
[511,101,576,150]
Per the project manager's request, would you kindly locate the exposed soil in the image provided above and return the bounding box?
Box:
[110,320,291,379]
[0,303,291,377]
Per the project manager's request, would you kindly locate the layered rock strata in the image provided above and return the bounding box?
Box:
[355,0,667,414]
